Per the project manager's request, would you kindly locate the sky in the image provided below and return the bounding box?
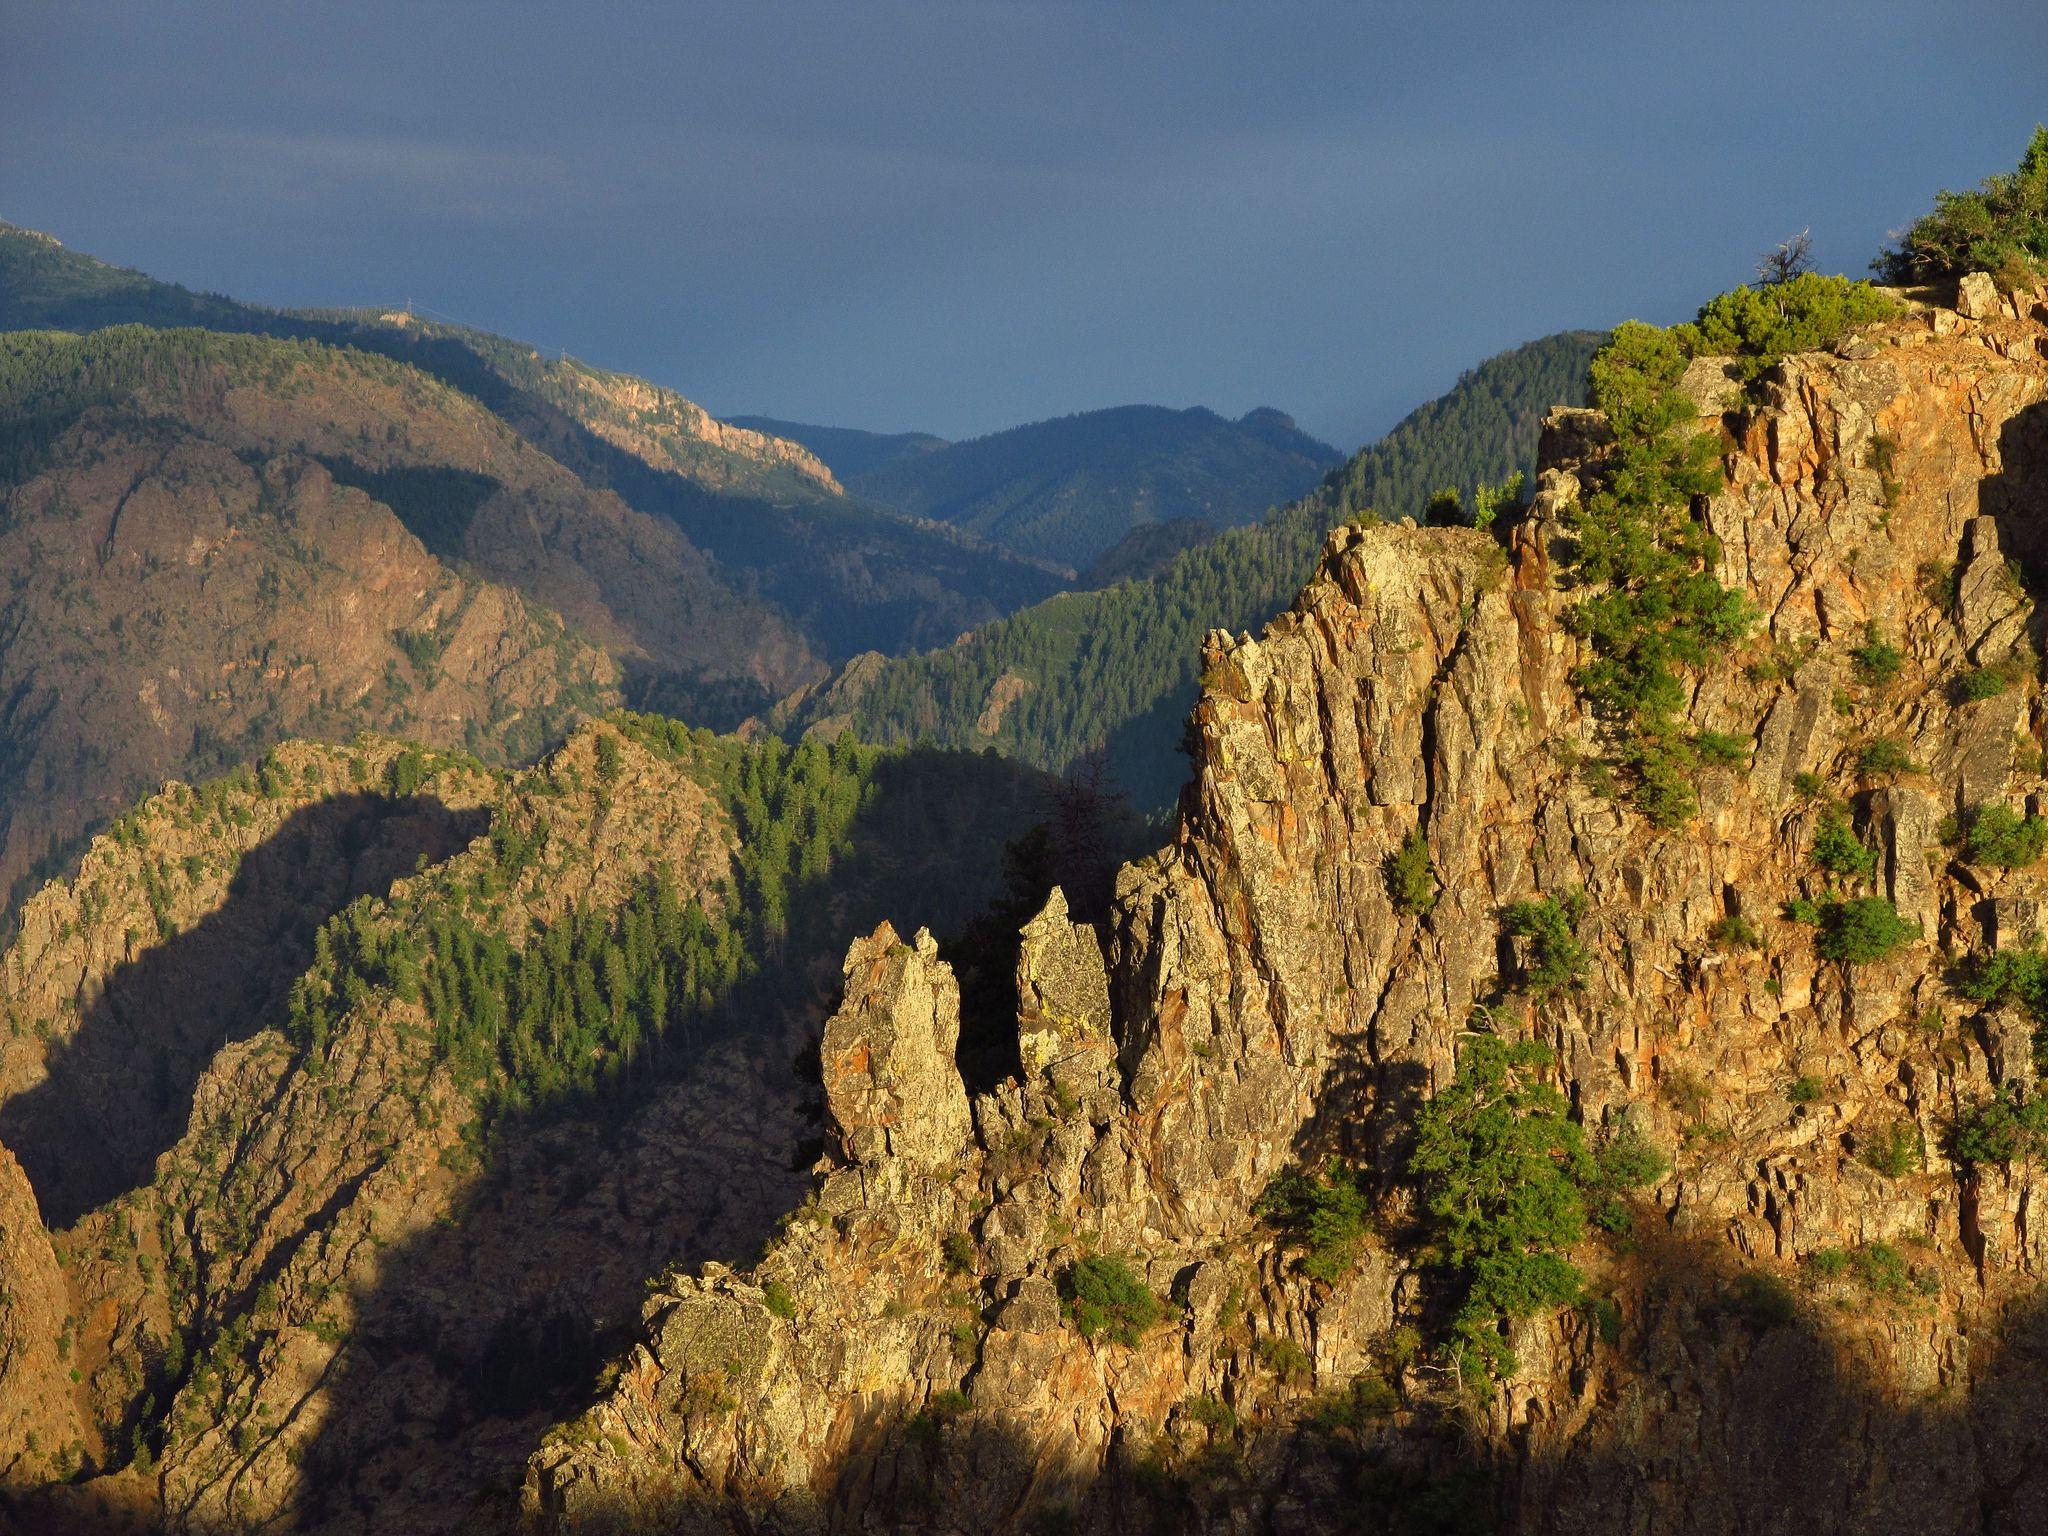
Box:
[3,1,2044,449]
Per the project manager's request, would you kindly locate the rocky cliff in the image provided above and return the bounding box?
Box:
[521,275,2048,1534]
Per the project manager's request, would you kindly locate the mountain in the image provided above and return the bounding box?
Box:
[0,221,1064,660]
[0,323,833,917]
[0,722,1092,1532]
[725,415,949,480]
[5,270,2048,1534]
[783,331,1605,810]
[1075,515,1220,586]
[842,403,1345,569]
[528,272,2048,1534]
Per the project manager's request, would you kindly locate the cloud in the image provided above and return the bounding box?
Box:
[112,127,579,226]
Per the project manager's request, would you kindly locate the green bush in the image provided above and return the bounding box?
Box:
[1425,487,1464,525]
[1502,893,1590,992]
[1858,1118,1924,1178]
[1792,771,1828,799]
[1184,1393,1238,1434]
[761,1281,797,1321]
[1408,1036,1593,1382]
[1811,808,1877,880]
[1674,273,1902,385]
[1876,126,2048,287]
[1847,1242,1917,1301]
[1256,1164,1371,1284]
[1786,895,1921,964]
[1965,804,2048,868]
[1471,471,1526,531]
[1061,1255,1167,1347]
[1787,1075,1823,1105]
[1308,1374,1398,1431]
[941,1232,976,1276]
[1956,944,2048,1046]
[1849,623,1904,684]
[1692,729,1750,767]
[1709,913,1761,951]
[1385,827,1437,917]
[1730,1271,1799,1329]
[1256,1335,1312,1382]
[1957,662,2020,702]
[1954,1086,2048,1165]
[1586,1114,1668,1232]
[1855,737,1919,777]
[1562,322,1755,826]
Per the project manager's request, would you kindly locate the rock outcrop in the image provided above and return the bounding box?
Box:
[524,276,2048,1533]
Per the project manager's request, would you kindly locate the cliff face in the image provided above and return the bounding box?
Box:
[524,279,2048,1533]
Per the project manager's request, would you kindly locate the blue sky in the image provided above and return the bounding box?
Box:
[3,1,2043,447]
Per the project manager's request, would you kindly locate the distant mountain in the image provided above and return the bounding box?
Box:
[726,415,949,480]
[782,332,1606,809]
[841,402,1345,569]
[0,323,843,911]
[1077,516,1219,587]
[0,221,1063,659]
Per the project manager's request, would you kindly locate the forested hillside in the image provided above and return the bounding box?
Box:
[0,221,1063,658]
[787,331,1604,808]
[843,403,1343,568]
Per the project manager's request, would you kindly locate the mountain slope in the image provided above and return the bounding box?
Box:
[0,221,1064,658]
[0,324,821,914]
[785,331,1605,809]
[0,723,1065,1532]
[529,273,2048,1536]
[846,402,1344,568]
[725,415,948,480]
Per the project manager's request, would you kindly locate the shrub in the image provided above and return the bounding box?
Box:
[1061,1255,1167,1347]
[1309,1374,1399,1431]
[1965,804,2048,868]
[1256,1164,1371,1284]
[1709,913,1761,951]
[1562,322,1754,825]
[1731,1271,1799,1329]
[1876,126,2048,287]
[1956,944,2048,1030]
[941,1233,976,1276]
[1855,737,1919,777]
[761,1281,797,1320]
[1858,1118,1924,1178]
[1806,1247,1850,1280]
[1409,1036,1593,1382]
[1425,487,1464,525]
[1957,662,2020,702]
[1256,1335,1312,1382]
[1849,623,1904,684]
[1385,828,1437,917]
[1787,1075,1823,1105]
[594,733,623,785]
[1692,729,1751,767]
[1502,893,1590,992]
[1586,1113,1667,1231]
[1954,1086,2048,1166]
[1674,273,1902,385]
[1472,473,1524,531]
[1811,808,1878,880]
[1184,1393,1238,1434]
[1792,771,1828,799]
[1789,895,1921,964]
[1847,1241,1915,1301]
